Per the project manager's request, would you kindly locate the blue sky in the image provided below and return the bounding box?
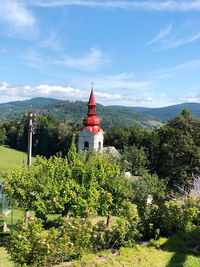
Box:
[1,0,200,107]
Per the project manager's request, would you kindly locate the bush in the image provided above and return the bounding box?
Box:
[0,215,4,231]
[91,202,140,250]
[6,203,141,266]
[139,198,200,239]
[6,216,93,266]
[6,216,49,266]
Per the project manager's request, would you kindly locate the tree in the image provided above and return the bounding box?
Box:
[3,139,132,220]
[153,108,200,189]
[122,145,149,175]
[0,127,7,145]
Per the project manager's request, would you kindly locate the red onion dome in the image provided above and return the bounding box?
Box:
[83,115,100,126]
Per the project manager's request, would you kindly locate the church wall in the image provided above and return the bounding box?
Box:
[78,129,104,152]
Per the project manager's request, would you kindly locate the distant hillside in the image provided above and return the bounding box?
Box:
[0,98,163,129]
[0,97,59,113]
[109,103,200,121]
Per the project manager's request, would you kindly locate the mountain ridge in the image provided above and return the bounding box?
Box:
[0,98,162,129]
[108,102,200,121]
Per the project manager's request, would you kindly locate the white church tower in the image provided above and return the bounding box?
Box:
[78,87,104,152]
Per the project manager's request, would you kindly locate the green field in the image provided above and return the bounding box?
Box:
[0,146,32,174]
[0,247,13,267]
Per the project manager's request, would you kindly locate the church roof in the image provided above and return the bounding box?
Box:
[80,87,102,133]
[88,88,96,106]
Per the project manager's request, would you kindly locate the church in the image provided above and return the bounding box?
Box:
[78,88,104,152]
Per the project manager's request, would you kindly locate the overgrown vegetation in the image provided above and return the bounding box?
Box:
[1,108,200,266]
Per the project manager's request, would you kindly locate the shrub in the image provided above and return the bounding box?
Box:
[91,202,140,250]
[6,216,93,266]
[0,215,4,231]
[6,216,48,266]
[139,198,199,239]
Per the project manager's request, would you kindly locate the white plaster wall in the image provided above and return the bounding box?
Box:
[78,129,104,152]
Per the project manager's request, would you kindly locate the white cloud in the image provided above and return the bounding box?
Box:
[36,29,63,51]
[82,73,152,90]
[160,31,200,50]
[33,1,200,12]
[0,49,8,53]
[0,0,35,34]
[22,47,111,72]
[151,59,200,76]
[0,81,159,106]
[179,92,200,102]
[60,48,111,72]
[2,81,199,107]
[147,24,173,45]
[0,82,123,103]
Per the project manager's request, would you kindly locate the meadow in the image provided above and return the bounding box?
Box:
[0,146,35,175]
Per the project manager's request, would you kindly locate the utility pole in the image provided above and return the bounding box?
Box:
[26,113,36,169]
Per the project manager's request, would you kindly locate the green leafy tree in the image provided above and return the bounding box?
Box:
[0,127,7,145]
[153,108,200,189]
[3,139,131,220]
[122,145,149,175]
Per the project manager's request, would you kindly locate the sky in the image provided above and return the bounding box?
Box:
[0,0,200,107]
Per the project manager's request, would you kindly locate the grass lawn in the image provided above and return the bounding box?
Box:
[69,247,200,267]
[0,146,35,175]
[0,247,13,267]
[61,236,200,267]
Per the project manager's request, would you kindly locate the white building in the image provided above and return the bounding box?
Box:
[78,88,104,152]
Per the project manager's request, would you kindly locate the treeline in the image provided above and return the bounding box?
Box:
[105,108,200,190]
[0,115,78,158]
[1,108,200,190]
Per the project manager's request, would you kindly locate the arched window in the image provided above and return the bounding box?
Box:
[98,142,101,150]
[84,141,89,150]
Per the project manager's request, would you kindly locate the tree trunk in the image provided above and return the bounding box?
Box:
[106,214,111,228]
[62,203,70,217]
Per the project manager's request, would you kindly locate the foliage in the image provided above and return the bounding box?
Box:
[91,202,140,250]
[138,198,200,239]
[0,127,7,145]
[153,108,200,190]
[0,115,78,158]
[6,216,48,266]
[6,206,139,266]
[6,216,92,266]
[177,174,200,200]
[0,98,163,129]
[122,145,149,175]
[0,215,4,230]
[126,102,200,121]
[3,140,132,220]
[133,172,166,215]
[4,198,200,266]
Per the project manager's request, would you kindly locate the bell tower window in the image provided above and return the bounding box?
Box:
[84,141,89,150]
[98,142,101,150]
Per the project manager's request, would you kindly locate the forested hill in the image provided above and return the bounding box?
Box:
[109,102,200,121]
[0,97,60,113]
[0,98,162,129]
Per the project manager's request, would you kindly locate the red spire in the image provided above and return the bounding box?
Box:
[81,87,101,133]
[87,87,96,116]
[88,87,96,106]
